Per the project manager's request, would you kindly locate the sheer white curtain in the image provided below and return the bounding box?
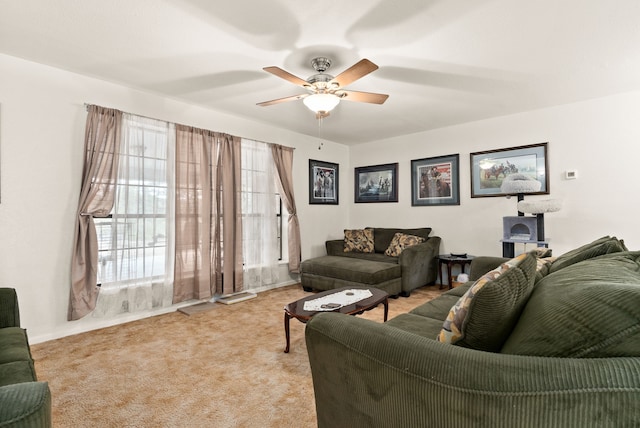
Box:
[93,114,175,317]
[241,139,280,290]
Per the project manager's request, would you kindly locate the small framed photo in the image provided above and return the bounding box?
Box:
[470,142,549,198]
[309,159,339,204]
[411,154,460,206]
[354,163,398,203]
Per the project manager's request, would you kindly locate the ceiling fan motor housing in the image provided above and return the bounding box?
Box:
[311,57,331,72]
[307,57,336,91]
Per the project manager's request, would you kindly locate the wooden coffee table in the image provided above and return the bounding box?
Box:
[283,286,388,353]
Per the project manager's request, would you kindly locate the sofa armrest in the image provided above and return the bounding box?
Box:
[397,236,441,293]
[0,288,20,328]
[0,382,52,427]
[325,239,344,256]
[306,313,640,428]
[469,256,509,280]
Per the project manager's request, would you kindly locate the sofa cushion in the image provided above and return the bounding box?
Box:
[301,256,401,285]
[548,235,627,274]
[410,294,461,322]
[370,227,431,254]
[0,327,33,364]
[437,252,537,352]
[384,233,426,257]
[386,313,445,339]
[0,360,37,386]
[343,229,374,253]
[501,251,640,357]
[329,251,398,263]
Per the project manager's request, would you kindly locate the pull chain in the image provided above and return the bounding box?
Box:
[317,116,324,150]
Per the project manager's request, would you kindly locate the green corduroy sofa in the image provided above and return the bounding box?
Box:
[305,236,640,428]
[0,288,52,428]
[300,227,441,297]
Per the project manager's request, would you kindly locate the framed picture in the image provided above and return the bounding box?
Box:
[411,154,460,206]
[354,163,398,203]
[309,159,339,204]
[470,142,549,198]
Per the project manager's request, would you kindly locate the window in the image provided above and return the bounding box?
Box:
[93,118,286,315]
[95,116,175,289]
[240,139,282,288]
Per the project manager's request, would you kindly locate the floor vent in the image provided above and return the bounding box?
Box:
[177,302,217,316]
[215,291,257,305]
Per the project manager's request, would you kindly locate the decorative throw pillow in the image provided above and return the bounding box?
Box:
[501,251,640,357]
[384,233,426,257]
[343,229,374,253]
[437,252,537,352]
[531,247,553,258]
[548,236,627,274]
[535,256,557,281]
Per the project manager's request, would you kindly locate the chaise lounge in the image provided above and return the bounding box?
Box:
[300,227,441,297]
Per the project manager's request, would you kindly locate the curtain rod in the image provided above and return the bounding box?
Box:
[83,103,295,150]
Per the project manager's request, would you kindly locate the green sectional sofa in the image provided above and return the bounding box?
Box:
[0,288,52,428]
[300,227,441,297]
[305,236,640,428]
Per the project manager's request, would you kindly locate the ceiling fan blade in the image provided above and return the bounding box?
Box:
[330,59,379,88]
[263,66,309,87]
[256,93,308,107]
[340,90,389,104]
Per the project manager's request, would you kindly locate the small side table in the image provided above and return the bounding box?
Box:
[438,254,474,290]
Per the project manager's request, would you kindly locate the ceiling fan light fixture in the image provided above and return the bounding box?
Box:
[303,93,340,114]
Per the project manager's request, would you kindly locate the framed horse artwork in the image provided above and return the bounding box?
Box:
[411,154,460,206]
[470,143,549,198]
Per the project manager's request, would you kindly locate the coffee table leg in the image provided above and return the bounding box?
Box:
[284,312,291,353]
[383,297,389,322]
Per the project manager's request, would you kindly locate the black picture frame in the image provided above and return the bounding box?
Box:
[470,142,549,198]
[309,159,339,204]
[354,163,398,203]
[411,154,460,206]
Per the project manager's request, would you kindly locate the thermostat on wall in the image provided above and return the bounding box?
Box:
[565,170,578,180]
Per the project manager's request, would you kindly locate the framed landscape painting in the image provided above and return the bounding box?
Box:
[309,159,339,204]
[354,163,398,203]
[411,154,460,206]
[470,142,549,198]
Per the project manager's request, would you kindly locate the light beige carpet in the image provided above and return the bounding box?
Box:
[31,284,444,427]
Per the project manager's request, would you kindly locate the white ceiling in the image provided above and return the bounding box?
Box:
[2,0,640,145]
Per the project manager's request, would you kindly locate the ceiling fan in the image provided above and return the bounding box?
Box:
[257,57,389,119]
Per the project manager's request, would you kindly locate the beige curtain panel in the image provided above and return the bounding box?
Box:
[68,105,122,320]
[215,133,244,296]
[271,145,301,273]
[173,126,244,303]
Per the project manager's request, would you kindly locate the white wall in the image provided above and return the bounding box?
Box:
[349,91,640,258]
[0,53,349,343]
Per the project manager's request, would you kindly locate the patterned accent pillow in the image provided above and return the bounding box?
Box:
[384,233,426,257]
[535,256,557,281]
[343,229,374,253]
[437,252,537,352]
[531,247,553,258]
